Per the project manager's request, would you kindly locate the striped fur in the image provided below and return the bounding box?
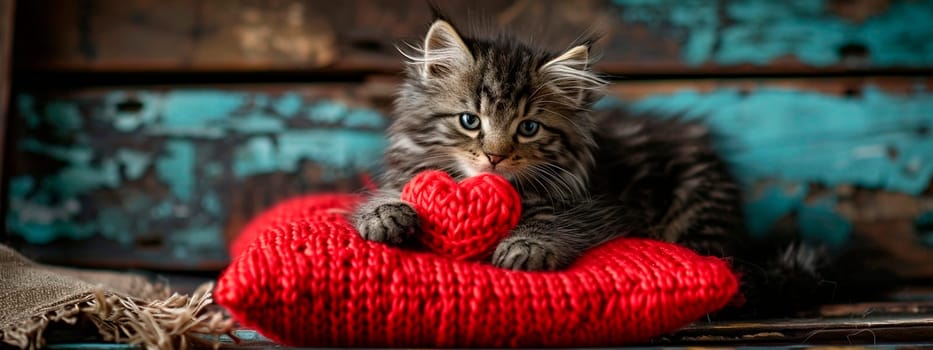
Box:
[349,18,907,319]
[353,19,748,272]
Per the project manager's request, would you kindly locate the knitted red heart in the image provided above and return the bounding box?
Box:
[401,170,520,261]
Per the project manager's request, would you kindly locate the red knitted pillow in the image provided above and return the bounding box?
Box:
[216,173,739,347]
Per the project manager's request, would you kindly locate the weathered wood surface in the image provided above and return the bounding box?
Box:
[7,84,391,269]
[34,279,933,348]
[35,284,933,347]
[607,77,933,279]
[660,315,933,345]
[659,288,933,345]
[0,0,14,242]
[6,78,933,272]
[12,0,933,75]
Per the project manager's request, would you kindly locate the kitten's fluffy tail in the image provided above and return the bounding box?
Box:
[721,239,899,318]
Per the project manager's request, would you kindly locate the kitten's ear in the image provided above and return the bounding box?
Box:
[420,20,473,79]
[539,45,606,101]
[541,45,591,72]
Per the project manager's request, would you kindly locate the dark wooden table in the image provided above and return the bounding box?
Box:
[35,276,933,349]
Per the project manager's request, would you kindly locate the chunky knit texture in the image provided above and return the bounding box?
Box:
[217,174,739,347]
[401,171,521,260]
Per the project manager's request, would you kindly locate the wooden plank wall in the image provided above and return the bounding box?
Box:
[0,0,13,229]
[7,85,386,269]
[5,0,933,275]
[13,0,933,75]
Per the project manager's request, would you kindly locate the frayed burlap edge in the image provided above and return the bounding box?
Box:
[0,282,234,350]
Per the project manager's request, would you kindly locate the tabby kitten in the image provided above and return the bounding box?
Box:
[351,19,747,271]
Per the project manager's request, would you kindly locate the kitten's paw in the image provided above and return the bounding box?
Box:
[353,201,419,245]
[492,236,565,271]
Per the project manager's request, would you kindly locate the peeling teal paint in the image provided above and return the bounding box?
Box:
[156,141,196,200]
[97,194,161,244]
[7,90,386,259]
[45,102,83,134]
[7,82,932,261]
[98,207,135,245]
[49,161,121,197]
[626,86,933,195]
[18,95,40,128]
[743,181,805,237]
[612,0,933,67]
[741,181,854,248]
[307,100,349,124]
[233,136,277,177]
[103,91,161,132]
[273,93,303,116]
[162,91,243,129]
[798,195,852,247]
[344,109,387,128]
[305,101,386,128]
[7,221,96,244]
[114,113,141,131]
[919,211,933,227]
[229,114,285,133]
[8,191,94,244]
[204,162,224,178]
[601,85,933,242]
[20,139,93,163]
[858,1,933,66]
[150,200,174,219]
[233,131,385,179]
[170,226,222,260]
[613,0,720,66]
[9,176,34,198]
[276,130,385,177]
[115,149,151,180]
[202,191,222,215]
[919,212,933,248]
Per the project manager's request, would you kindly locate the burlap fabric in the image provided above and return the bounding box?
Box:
[0,245,233,350]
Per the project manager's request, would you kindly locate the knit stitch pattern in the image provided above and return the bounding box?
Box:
[401,171,521,261]
[216,174,739,347]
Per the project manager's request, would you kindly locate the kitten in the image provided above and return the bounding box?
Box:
[351,18,886,316]
[352,18,744,270]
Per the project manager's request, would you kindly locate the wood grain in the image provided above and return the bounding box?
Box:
[12,0,933,75]
[0,0,13,243]
[6,77,932,272]
[664,314,933,345]
[6,84,387,270]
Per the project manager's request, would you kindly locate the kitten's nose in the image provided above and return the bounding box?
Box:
[486,153,506,166]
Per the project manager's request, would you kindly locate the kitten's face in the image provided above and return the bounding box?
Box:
[389,20,604,198]
[430,69,584,179]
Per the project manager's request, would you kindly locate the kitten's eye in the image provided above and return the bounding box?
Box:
[517,120,540,137]
[459,113,481,130]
